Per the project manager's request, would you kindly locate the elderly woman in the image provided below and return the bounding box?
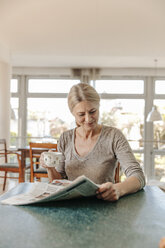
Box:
[40,83,145,202]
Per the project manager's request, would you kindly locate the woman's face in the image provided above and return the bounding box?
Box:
[72,101,99,131]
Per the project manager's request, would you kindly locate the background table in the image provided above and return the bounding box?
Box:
[0,185,165,248]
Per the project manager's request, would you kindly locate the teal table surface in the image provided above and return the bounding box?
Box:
[0,184,165,248]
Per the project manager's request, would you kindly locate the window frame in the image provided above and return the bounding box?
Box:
[10,70,165,182]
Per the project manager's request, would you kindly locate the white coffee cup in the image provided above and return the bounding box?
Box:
[43,152,63,167]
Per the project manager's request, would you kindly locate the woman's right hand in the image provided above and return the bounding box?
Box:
[39,149,53,169]
[39,150,62,181]
[39,152,48,168]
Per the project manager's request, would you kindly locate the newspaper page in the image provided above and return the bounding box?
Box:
[0,175,99,206]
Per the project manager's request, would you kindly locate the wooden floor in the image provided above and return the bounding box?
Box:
[0,172,48,195]
[0,171,29,195]
[0,180,18,195]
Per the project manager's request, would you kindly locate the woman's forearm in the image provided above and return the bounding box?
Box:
[115,176,142,198]
[47,167,62,182]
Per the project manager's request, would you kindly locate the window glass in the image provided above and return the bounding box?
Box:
[155,80,165,94]
[27,98,75,142]
[95,80,144,94]
[154,155,165,182]
[10,98,19,147]
[99,99,144,149]
[153,100,165,149]
[11,79,18,93]
[134,153,144,168]
[28,79,80,93]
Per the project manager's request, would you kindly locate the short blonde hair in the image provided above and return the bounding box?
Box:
[68,83,100,113]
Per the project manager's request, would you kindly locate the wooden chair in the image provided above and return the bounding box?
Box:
[0,139,30,191]
[29,142,57,182]
[114,162,120,183]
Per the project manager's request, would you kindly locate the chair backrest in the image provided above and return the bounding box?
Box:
[0,139,7,163]
[29,142,58,181]
[29,142,58,150]
[29,142,58,163]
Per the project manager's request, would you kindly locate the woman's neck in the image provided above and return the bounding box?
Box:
[76,124,102,139]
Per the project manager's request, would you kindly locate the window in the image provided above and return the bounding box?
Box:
[26,78,80,143]
[10,71,165,182]
[28,79,79,93]
[11,79,18,93]
[154,155,165,182]
[27,98,74,142]
[99,99,144,149]
[95,80,144,94]
[10,78,19,147]
[155,80,165,94]
[153,100,165,150]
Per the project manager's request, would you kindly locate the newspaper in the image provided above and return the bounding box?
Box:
[1,175,99,206]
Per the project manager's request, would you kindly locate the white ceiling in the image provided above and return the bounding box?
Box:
[0,0,165,68]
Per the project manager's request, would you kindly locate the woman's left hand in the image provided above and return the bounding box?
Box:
[96,182,120,202]
[159,238,165,248]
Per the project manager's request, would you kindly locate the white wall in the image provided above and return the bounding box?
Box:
[0,43,12,147]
